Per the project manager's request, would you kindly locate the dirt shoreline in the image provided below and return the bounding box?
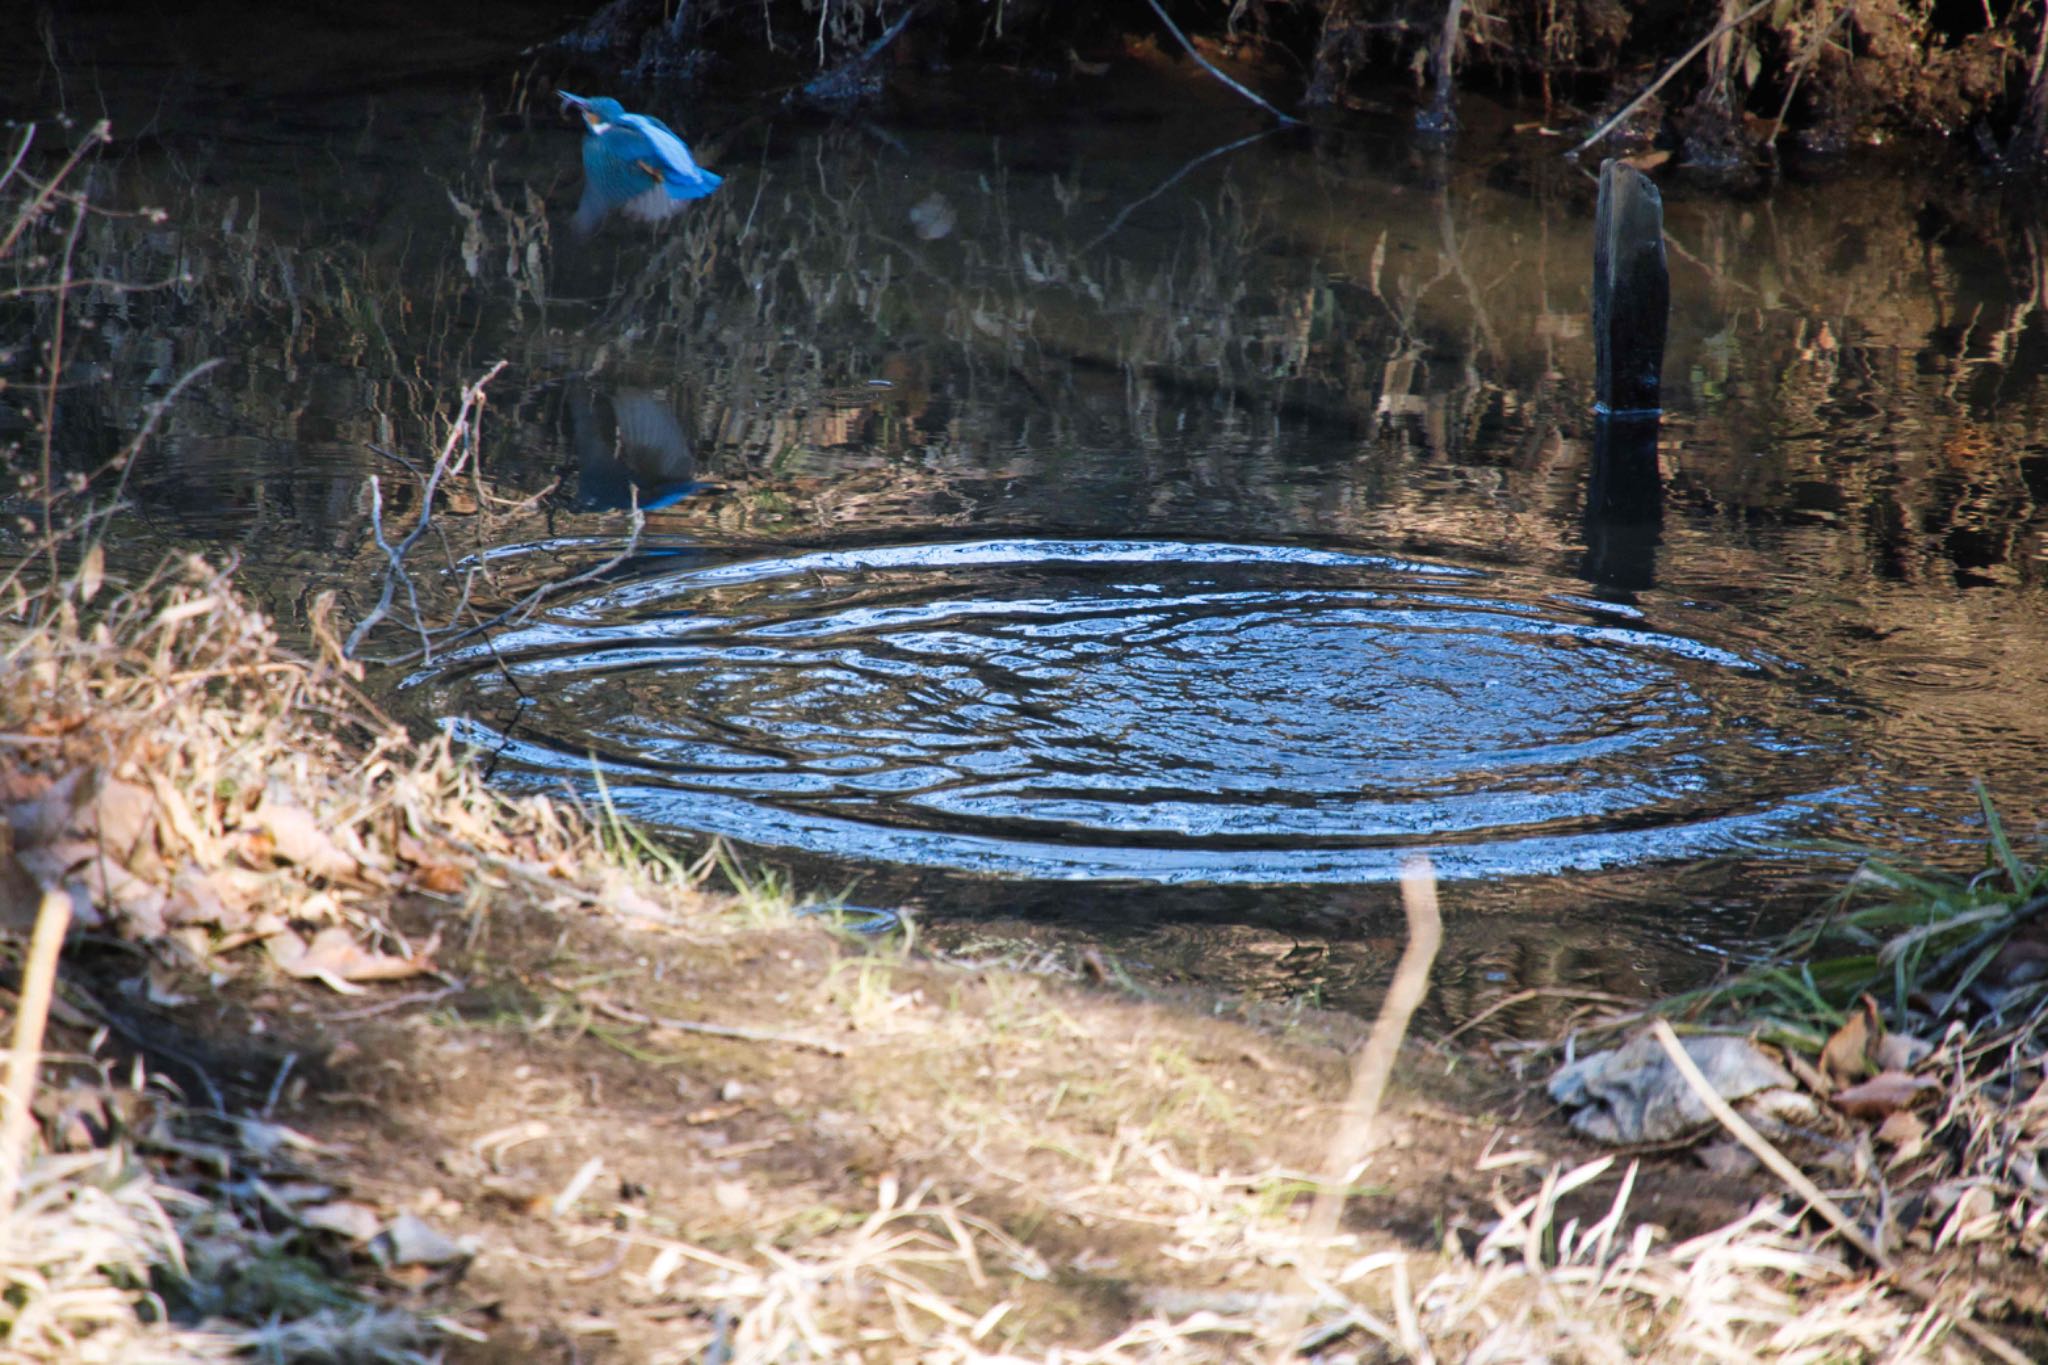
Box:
[7,554,2041,1361]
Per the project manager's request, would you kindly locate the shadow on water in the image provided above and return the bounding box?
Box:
[9,12,2048,1025]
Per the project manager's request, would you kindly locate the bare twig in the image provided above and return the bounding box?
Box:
[1083,128,1279,252]
[1767,0,1854,144]
[354,509,645,667]
[1142,0,1302,125]
[1569,0,1773,157]
[576,990,850,1057]
[0,125,31,201]
[345,360,509,659]
[0,120,107,260]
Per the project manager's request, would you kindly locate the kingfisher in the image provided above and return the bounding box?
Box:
[559,91,722,234]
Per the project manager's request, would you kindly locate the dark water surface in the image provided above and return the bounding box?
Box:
[11,9,2048,1022]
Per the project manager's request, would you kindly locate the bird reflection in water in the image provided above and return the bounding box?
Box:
[564,386,712,513]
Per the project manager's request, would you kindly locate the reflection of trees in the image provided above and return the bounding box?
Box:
[22,101,2048,614]
[1653,187,2048,592]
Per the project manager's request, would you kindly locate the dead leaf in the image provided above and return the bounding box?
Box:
[1876,1109,1927,1164]
[89,774,163,872]
[268,926,435,993]
[373,1211,469,1268]
[1934,1184,2001,1250]
[412,860,468,896]
[163,868,230,929]
[77,858,168,937]
[299,1200,385,1242]
[1832,1070,1940,1119]
[249,796,360,880]
[75,543,104,604]
[1819,994,1883,1088]
[146,769,218,863]
[1873,1030,1933,1073]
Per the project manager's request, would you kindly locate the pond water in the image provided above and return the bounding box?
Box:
[12,12,2048,1024]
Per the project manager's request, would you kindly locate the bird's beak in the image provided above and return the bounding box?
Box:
[558,90,590,111]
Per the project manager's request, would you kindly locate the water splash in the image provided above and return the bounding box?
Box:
[413,539,1866,884]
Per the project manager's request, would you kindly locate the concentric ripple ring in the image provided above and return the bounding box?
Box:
[409,538,1866,883]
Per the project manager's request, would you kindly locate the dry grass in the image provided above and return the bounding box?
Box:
[4,558,2023,1358]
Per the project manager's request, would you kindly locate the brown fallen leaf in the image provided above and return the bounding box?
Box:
[75,543,104,604]
[1876,1109,1927,1164]
[1873,1029,1934,1073]
[79,858,167,938]
[411,860,469,896]
[1832,1070,1941,1119]
[0,769,54,804]
[268,925,436,993]
[145,769,219,864]
[249,795,360,880]
[1819,993,1883,1088]
[88,773,161,869]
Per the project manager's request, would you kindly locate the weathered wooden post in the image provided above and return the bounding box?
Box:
[1584,158,1668,588]
[1593,158,1668,416]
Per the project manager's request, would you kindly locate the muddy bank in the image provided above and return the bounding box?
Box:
[553,0,2048,167]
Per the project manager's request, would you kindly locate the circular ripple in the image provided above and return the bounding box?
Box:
[410,539,1866,883]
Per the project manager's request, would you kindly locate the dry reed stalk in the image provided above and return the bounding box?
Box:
[0,888,74,1230]
[1273,855,1442,1360]
[1651,1018,2030,1365]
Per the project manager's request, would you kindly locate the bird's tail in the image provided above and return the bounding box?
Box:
[664,167,721,201]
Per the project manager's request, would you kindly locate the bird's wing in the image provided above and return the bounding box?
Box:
[617,113,704,176]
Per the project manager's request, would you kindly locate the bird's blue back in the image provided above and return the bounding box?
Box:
[563,91,721,233]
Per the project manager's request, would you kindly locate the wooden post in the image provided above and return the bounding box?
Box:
[1586,158,1668,588]
[1592,159,1668,416]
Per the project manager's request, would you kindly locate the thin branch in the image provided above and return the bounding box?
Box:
[1569,0,1773,158]
[0,125,32,201]
[1083,127,1279,252]
[0,120,107,260]
[36,196,85,605]
[1418,0,1466,132]
[1142,0,1302,125]
[575,989,850,1057]
[357,510,646,667]
[92,357,225,504]
[1767,1,1854,144]
[1,265,187,299]
[345,360,509,659]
